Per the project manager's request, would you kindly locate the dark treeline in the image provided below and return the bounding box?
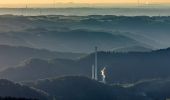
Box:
[0,97,37,100]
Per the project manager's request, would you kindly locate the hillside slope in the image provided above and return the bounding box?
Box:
[1,48,170,83]
[23,76,148,100]
[0,79,48,100]
[131,79,170,100]
[0,45,84,70]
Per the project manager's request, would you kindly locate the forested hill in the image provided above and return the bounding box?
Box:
[23,76,148,100]
[0,45,85,70]
[1,48,170,83]
[0,79,48,100]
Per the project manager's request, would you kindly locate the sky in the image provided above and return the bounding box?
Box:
[0,0,170,4]
[0,0,170,8]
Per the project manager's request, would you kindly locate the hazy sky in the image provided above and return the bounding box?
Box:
[1,0,170,4]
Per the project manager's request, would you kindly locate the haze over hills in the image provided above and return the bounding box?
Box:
[18,29,142,53]
[0,45,84,70]
[1,15,170,53]
[1,48,170,83]
[0,14,170,100]
[1,2,170,99]
[1,7,170,16]
[112,45,152,52]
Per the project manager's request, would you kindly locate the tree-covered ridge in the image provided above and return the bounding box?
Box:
[0,79,48,100]
[0,44,84,71]
[23,76,170,100]
[1,47,170,83]
[0,97,37,100]
[24,76,148,100]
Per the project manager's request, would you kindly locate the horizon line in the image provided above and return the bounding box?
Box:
[1,2,170,5]
[0,3,170,8]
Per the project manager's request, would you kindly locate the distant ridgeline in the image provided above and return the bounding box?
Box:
[0,45,85,70]
[0,8,170,16]
[1,48,170,83]
[0,15,170,53]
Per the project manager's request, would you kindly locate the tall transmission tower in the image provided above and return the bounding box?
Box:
[91,47,98,81]
[92,65,95,79]
[94,46,98,81]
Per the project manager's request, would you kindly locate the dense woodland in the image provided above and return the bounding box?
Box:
[0,97,37,100]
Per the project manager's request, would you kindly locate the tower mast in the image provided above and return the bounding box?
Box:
[92,65,95,79]
[94,46,98,81]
